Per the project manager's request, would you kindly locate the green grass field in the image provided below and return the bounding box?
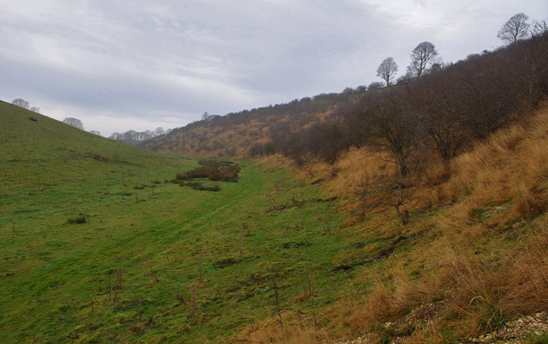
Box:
[0,101,374,343]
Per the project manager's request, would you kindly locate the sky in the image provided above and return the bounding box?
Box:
[1,0,546,137]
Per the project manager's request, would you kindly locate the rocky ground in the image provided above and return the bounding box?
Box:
[333,308,548,344]
[463,312,548,344]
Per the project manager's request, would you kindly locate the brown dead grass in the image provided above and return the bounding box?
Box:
[441,105,548,227]
[236,312,331,343]
[238,104,548,343]
[432,227,548,336]
[341,218,358,228]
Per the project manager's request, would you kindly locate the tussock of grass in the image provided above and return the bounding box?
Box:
[67,215,87,224]
[176,159,241,182]
[237,316,332,344]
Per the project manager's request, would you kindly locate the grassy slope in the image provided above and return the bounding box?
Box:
[0,101,369,343]
[241,104,548,343]
[4,99,548,343]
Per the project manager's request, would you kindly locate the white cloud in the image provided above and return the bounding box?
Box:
[1,0,547,136]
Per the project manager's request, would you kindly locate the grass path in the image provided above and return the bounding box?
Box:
[0,101,385,342]
[1,155,360,342]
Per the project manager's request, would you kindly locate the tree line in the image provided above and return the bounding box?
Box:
[252,16,548,178]
[9,98,105,136]
[11,98,40,113]
[373,13,546,88]
[133,13,548,159]
[109,128,169,145]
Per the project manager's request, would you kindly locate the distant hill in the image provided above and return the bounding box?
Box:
[0,100,183,192]
[140,31,548,170]
[137,92,346,157]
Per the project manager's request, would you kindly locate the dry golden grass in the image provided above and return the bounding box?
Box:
[237,104,548,343]
[402,321,445,344]
[503,225,548,314]
[428,226,548,336]
[236,313,331,343]
[441,105,548,227]
[343,229,548,340]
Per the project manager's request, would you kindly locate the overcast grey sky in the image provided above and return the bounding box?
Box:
[1,0,546,136]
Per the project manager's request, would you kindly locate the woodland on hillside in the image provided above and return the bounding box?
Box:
[140,25,548,174]
[231,27,548,342]
[258,30,548,168]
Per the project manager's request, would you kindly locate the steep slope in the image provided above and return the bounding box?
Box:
[234,103,548,343]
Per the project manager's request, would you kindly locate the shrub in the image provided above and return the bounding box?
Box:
[175,159,240,183]
[174,173,188,181]
[67,216,87,224]
[182,181,221,192]
[213,258,238,268]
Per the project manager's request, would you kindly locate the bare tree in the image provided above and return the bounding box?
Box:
[30,106,40,113]
[141,130,154,141]
[368,81,385,91]
[407,42,438,79]
[63,117,85,130]
[342,87,354,95]
[89,130,101,136]
[396,71,415,85]
[109,132,122,140]
[497,13,530,44]
[377,57,399,86]
[368,90,427,179]
[312,122,347,166]
[411,74,467,161]
[201,112,210,121]
[12,98,30,109]
[532,19,548,36]
[154,127,165,136]
[123,130,137,142]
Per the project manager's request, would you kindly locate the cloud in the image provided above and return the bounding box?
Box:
[1,0,547,136]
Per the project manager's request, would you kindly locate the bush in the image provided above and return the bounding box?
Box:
[175,173,188,181]
[181,181,221,192]
[67,216,87,224]
[213,257,238,268]
[175,160,240,183]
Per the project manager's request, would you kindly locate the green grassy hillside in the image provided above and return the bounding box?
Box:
[5,99,548,344]
[0,101,360,343]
